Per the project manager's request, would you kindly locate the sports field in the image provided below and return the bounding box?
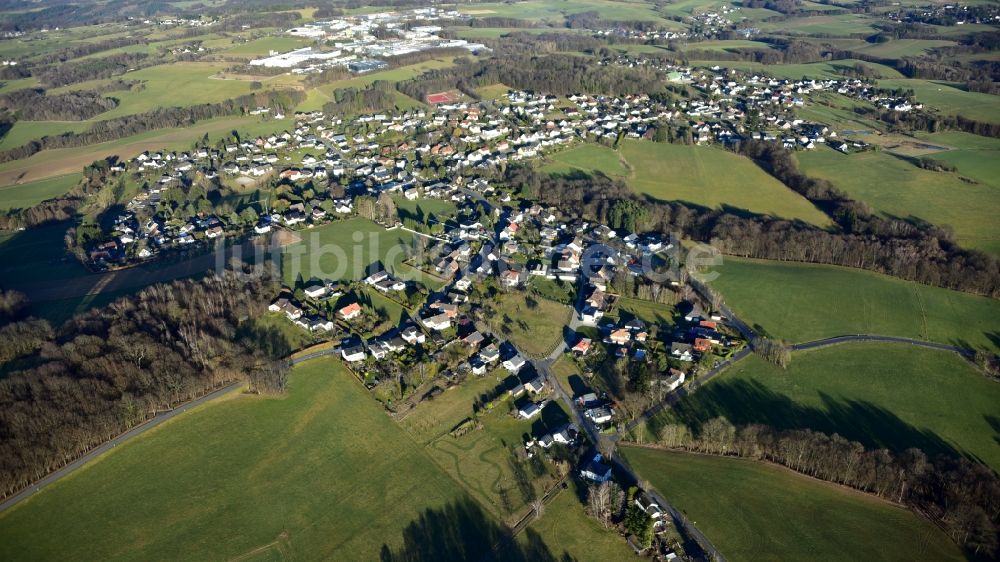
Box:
[0,358,477,560]
[708,257,1000,352]
[622,447,965,562]
[798,148,1000,254]
[646,344,1000,469]
[619,140,831,226]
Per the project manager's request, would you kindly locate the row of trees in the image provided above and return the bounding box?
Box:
[0,269,290,499]
[654,417,1000,556]
[0,88,306,164]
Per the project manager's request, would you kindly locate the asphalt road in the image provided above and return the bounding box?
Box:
[0,380,245,513]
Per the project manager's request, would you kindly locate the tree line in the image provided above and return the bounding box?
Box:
[323,81,396,117]
[0,270,290,499]
[0,88,119,121]
[0,88,306,164]
[652,417,1000,556]
[397,53,666,101]
[35,52,151,88]
[506,159,1000,297]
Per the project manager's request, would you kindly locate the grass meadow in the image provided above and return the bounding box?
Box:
[497,292,572,357]
[878,78,1000,124]
[708,257,1000,352]
[280,218,428,285]
[542,143,629,178]
[618,140,831,225]
[519,481,638,561]
[622,447,966,562]
[0,358,475,561]
[642,344,1000,469]
[798,148,1000,254]
[0,174,80,210]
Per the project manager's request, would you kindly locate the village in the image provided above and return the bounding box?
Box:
[79,55,924,269]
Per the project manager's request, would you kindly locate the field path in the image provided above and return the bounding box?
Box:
[0,381,244,513]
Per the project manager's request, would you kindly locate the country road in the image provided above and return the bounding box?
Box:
[0,380,245,514]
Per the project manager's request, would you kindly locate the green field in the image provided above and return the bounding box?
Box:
[542,143,628,178]
[221,36,314,56]
[692,59,904,79]
[708,258,1000,352]
[49,62,256,120]
[0,174,80,210]
[758,14,879,35]
[394,196,458,227]
[646,344,1000,469]
[425,400,571,521]
[0,358,479,560]
[281,218,433,286]
[798,148,1000,254]
[459,0,678,25]
[852,38,956,59]
[619,140,831,225]
[520,483,637,561]
[497,292,571,357]
[912,131,1000,188]
[623,447,965,562]
[878,78,1000,124]
[679,39,776,52]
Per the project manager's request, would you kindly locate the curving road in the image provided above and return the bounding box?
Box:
[0,381,245,513]
[791,334,974,358]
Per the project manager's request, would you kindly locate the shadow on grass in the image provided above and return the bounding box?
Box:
[380,496,573,562]
[648,378,972,462]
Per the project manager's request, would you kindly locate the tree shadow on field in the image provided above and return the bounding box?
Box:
[379,496,574,562]
[648,378,971,462]
[985,415,1000,447]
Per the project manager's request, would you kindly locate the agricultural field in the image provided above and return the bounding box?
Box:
[708,257,1000,353]
[623,447,966,562]
[280,218,428,286]
[850,38,957,59]
[0,121,88,151]
[542,143,628,178]
[0,174,80,210]
[910,131,1000,188]
[0,358,481,561]
[758,14,880,35]
[644,344,1000,469]
[618,140,831,225]
[692,59,904,79]
[496,292,572,357]
[678,39,776,52]
[798,148,1000,254]
[458,0,678,25]
[220,36,315,57]
[49,62,257,120]
[878,78,1000,124]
